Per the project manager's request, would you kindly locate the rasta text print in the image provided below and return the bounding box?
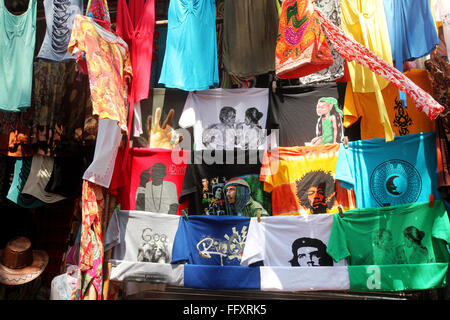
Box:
[196,226,248,266]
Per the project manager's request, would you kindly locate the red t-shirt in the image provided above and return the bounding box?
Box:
[110,147,189,215]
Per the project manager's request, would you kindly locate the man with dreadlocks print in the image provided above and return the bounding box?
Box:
[224,178,269,217]
[296,169,337,214]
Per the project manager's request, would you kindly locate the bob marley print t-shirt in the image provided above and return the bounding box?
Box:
[260,144,356,215]
[180,150,272,217]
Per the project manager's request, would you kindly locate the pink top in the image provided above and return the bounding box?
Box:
[116,0,155,105]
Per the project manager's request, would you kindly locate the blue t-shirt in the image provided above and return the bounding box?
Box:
[158,0,219,91]
[382,0,438,104]
[184,265,260,290]
[335,132,439,208]
[171,215,250,266]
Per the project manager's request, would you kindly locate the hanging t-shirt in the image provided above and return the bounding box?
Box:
[68,14,132,133]
[179,150,271,217]
[37,0,83,61]
[171,215,250,266]
[132,88,193,149]
[335,131,440,208]
[179,88,269,150]
[327,201,450,291]
[105,210,180,264]
[382,0,438,105]
[0,0,37,112]
[158,0,219,91]
[382,0,438,74]
[241,214,347,267]
[260,145,356,215]
[267,83,344,147]
[109,148,189,215]
[343,69,436,140]
[222,0,278,77]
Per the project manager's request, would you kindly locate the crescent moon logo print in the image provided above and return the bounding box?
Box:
[370,159,422,207]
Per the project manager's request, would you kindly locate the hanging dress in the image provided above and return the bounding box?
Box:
[158,0,219,91]
[340,0,394,141]
[0,0,37,112]
[116,0,155,105]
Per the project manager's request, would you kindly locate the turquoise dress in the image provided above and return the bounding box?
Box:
[158,0,219,91]
[0,0,37,112]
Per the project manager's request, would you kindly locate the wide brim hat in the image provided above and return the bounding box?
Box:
[0,237,49,286]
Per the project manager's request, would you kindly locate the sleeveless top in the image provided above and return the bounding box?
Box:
[158,0,219,91]
[116,0,155,104]
[0,0,37,112]
[37,0,83,61]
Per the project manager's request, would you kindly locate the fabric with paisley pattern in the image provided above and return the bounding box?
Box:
[275,0,334,79]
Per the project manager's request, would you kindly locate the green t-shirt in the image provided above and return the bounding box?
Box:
[327,201,450,291]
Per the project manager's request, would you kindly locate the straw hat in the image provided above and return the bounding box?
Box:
[0,237,48,286]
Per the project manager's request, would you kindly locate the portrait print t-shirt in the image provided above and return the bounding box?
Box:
[171,215,250,266]
[180,150,272,217]
[335,131,440,208]
[327,201,450,266]
[267,83,344,147]
[327,201,450,291]
[179,88,269,150]
[110,148,189,215]
[105,210,180,264]
[241,214,347,267]
[260,144,356,215]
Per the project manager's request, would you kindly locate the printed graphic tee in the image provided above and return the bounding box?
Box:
[105,210,180,264]
[179,88,269,150]
[260,144,356,215]
[171,215,250,266]
[267,83,344,147]
[179,150,272,217]
[326,201,450,291]
[335,131,440,208]
[343,69,435,140]
[37,0,83,61]
[109,148,189,215]
[241,214,347,267]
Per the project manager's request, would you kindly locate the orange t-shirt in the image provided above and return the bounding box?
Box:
[344,69,435,139]
[260,144,356,215]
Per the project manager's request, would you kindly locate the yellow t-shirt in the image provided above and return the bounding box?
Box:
[260,144,356,216]
[344,69,436,140]
[340,0,393,93]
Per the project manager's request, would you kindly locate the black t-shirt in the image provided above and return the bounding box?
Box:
[179,150,272,216]
[267,82,348,147]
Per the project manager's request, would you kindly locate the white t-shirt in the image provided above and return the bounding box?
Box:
[179,88,269,150]
[241,214,347,267]
[105,210,180,264]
